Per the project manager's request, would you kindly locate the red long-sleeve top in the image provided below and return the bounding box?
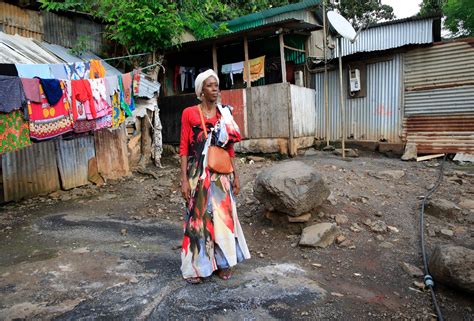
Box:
[179,105,235,158]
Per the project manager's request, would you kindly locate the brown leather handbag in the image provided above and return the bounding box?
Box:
[198,107,234,174]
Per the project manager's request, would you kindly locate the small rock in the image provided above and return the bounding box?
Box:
[350,223,362,232]
[363,219,373,227]
[387,226,400,233]
[379,242,394,248]
[401,262,424,277]
[375,235,385,241]
[459,199,474,211]
[128,276,138,284]
[312,263,322,268]
[335,235,346,244]
[323,145,336,152]
[370,220,388,233]
[369,170,405,180]
[333,148,359,157]
[339,240,352,247]
[413,281,426,291]
[247,156,266,163]
[287,213,311,223]
[401,142,417,161]
[426,199,461,220]
[440,229,453,237]
[327,192,337,205]
[120,229,128,236]
[299,223,339,248]
[335,214,349,225]
[331,292,344,297]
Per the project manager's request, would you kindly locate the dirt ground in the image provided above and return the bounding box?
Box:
[0,149,473,320]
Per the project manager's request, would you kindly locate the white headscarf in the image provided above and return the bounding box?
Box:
[194,69,219,101]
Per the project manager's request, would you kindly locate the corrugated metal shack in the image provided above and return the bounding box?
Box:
[161,1,323,156]
[0,31,160,202]
[313,15,463,154]
[0,2,107,54]
[403,39,474,154]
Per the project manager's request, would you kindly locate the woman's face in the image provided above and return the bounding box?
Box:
[201,76,219,103]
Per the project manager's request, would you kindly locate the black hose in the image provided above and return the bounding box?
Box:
[419,154,447,321]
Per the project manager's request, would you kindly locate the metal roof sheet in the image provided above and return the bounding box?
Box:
[0,32,61,63]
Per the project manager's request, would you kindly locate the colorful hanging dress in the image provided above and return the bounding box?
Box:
[179,104,250,279]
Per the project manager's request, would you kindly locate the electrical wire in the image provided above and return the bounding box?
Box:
[419,154,447,321]
[102,52,151,61]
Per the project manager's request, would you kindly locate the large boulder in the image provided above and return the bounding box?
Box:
[254,161,330,216]
[429,245,474,294]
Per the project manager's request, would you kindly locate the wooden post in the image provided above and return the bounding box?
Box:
[279,33,287,83]
[244,36,251,88]
[212,43,218,73]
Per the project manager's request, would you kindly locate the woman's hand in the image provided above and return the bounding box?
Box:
[232,175,240,195]
[181,179,191,203]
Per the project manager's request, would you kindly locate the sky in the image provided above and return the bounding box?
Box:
[381,0,422,19]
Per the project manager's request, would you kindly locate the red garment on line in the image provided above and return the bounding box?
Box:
[179,105,235,158]
[71,79,96,121]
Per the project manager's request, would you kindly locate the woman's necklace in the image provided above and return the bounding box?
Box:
[200,105,216,119]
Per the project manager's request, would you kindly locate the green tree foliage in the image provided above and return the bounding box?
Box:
[40,0,302,53]
[419,0,444,16]
[328,0,394,27]
[443,0,474,37]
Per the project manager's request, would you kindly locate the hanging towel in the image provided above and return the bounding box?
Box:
[90,59,106,79]
[118,75,134,117]
[243,56,265,82]
[0,110,31,155]
[105,75,120,105]
[221,63,232,74]
[89,78,110,118]
[21,78,41,103]
[65,61,90,80]
[16,64,53,78]
[0,76,27,113]
[38,78,63,106]
[231,61,244,73]
[49,64,68,80]
[0,64,19,76]
[71,79,96,121]
[28,81,74,140]
[133,71,141,95]
[121,72,132,105]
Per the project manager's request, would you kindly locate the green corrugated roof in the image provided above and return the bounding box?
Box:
[226,0,320,32]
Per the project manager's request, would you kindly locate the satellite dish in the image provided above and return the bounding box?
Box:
[327,10,357,42]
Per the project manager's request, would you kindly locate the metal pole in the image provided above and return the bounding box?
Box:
[323,1,330,147]
[338,37,345,158]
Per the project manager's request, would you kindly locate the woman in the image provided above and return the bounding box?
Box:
[179,69,250,284]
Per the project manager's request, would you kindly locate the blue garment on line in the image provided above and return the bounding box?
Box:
[38,78,63,106]
[15,64,52,78]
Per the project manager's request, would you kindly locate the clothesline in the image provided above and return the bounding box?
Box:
[102,52,151,61]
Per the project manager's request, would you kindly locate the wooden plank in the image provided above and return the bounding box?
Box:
[212,43,218,73]
[416,154,445,162]
[244,36,250,88]
[279,34,287,83]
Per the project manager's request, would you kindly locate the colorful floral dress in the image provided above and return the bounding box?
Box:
[179,105,250,279]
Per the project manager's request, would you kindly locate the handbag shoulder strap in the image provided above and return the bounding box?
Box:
[197,105,208,139]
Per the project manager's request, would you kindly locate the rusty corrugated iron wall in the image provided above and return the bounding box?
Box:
[56,136,96,190]
[0,2,43,40]
[220,89,247,138]
[403,115,474,154]
[2,141,61,202]
[94,127,130,180]
[404,40,474,154]
[0,3,107,54]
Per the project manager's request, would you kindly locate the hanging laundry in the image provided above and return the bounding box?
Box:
[21,78,41,103]
[15,64,53,78]
[0,76,27,113]
[71,79,96,122]
[178,66,196,91]
[64,61,90,80]
[111,92,125,129]
[89,78,112,130]
[0,63,19,76]
[28,81,74,140]
[73,119,96,133]
[38,78,63,106]
[49,64,68,80]
[90,59,106,79]
[133,71,141,96]
[221,61,244,86]
[121,72,133,105]
[105,75,120,106]
[243,56,265,82]
[0,110,31,155]
[119,74,134,117]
